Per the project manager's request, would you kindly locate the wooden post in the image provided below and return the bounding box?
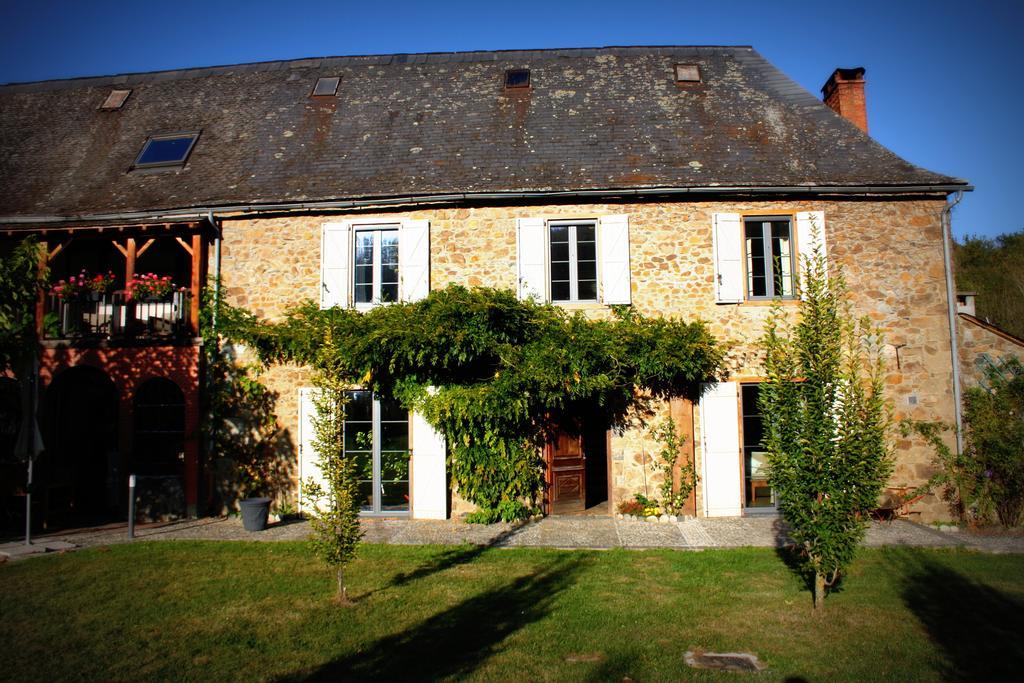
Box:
[189,233,203,334]
[35,245,48,337]
[125,237,137,283]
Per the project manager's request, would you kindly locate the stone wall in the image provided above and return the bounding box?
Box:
[958,314,1024,388]
[217,196,957,520]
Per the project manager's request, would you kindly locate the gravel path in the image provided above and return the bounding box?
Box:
[4,514,1023,561]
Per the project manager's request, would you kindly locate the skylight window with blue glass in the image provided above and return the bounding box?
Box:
[134,133,199,168]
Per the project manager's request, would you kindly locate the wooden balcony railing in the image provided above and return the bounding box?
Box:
[45,291,193,341]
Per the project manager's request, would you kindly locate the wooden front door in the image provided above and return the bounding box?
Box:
[547,428,586,514]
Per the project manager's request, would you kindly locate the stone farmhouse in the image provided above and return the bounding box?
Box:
[2,45,1019,529]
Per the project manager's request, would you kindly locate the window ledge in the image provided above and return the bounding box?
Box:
[739,299,801,307]
[553,301,606,311]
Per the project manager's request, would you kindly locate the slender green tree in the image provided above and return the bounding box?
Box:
[759,241,893,610]
[300,374,364,604]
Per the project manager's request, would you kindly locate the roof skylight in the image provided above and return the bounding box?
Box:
[133,133,199,168]
[312,77,340,97]
[504,68,530,89]
[674,64,701,83]
[100,89,131,110]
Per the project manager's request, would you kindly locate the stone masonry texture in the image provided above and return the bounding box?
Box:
[218,196,960,521]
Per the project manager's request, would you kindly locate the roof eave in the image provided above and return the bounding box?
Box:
[0,182,974,230]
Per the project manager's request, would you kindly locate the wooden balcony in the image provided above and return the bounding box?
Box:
[45,291,194,341]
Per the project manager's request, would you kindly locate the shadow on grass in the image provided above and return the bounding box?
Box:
[898,549,1024,681]
[386,525,523,590]
[279,554,584,681]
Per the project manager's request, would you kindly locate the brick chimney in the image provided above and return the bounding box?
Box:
[822,67,868,134]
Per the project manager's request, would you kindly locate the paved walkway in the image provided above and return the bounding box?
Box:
[4,514,1023,561]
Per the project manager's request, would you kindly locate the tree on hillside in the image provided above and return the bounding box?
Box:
[759,238,893,611]
[955,231,1024,339]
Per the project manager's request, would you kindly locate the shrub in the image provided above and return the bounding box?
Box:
[964,357,1024,527]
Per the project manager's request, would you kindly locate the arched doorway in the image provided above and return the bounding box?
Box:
[41,366,120,527]
[132,377,186,519]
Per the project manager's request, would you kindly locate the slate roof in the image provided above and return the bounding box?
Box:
[0,46,968,222]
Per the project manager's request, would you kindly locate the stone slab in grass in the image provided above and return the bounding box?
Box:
[684,649,767,672]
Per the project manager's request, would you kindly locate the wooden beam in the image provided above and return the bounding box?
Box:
[175,236,194,256]
[136,238,156,258]
[189,233,203,333]
[112,240,128,258]
[48,239,72,260]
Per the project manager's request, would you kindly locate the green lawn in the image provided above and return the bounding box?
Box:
[1,542,1022,682]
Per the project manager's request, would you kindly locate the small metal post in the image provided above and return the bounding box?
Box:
[128,474,136,540]
[25,458,32,547]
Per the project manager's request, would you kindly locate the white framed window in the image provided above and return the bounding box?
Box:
[712,211,825,304]
[549,220,598,302]
[353,225,400,305]
[744,216,795,300]
[320,218,430,309]
[516,214,630,305]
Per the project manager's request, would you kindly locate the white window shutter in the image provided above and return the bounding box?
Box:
[517,217,547,301]
[399,219,430,302]
[411,410,447,519]
[320,222,351,309]
[796,211,827,295]
[599,214,631,305]
[699,381,742,517]
[712,213,743,304]
[297,387,327,512]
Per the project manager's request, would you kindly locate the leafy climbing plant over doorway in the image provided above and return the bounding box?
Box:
[221,285,725,522]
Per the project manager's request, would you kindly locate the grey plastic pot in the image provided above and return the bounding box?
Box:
[239,497,272,532]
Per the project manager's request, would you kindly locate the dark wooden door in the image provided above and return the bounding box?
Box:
[548,429,586,514]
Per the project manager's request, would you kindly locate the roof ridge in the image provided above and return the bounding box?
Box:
[0,44,755,90]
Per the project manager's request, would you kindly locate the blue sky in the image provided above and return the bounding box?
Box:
[1,0,1020,240]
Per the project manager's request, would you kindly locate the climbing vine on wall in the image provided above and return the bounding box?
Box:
[221,285,725,521]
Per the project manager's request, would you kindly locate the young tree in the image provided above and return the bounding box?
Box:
[759,242,893,610]
[300,376,364,604]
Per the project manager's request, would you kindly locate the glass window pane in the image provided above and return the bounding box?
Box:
[577,261,596,281]
[549,225,569,243]
[380,282,398,303]
[576,241,596,262]
[743,416,764,449]
[379,398,407,422]
[575,224,596,242]
[354,233,374,265]
[358,480,374,511]
[551,281,571,301]
[381,231,399,264]
[551,261,570,282]
[380,451,410,482]
[381,264,399,285]
[380,422,409,452]
[380,481,410,511]
[136,136,195,166]
[345,391,373,421]
[344,425,372,452]
[550,242,569,263]
[577,280,597,301]
[741,384,760,416]
[354,284,372,304]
